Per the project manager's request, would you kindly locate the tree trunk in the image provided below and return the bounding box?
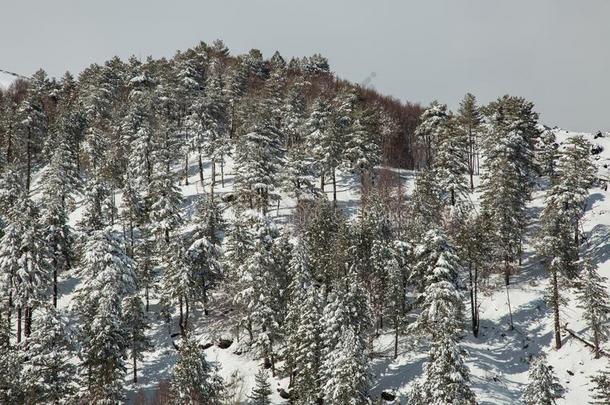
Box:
[221,157,225,187]
[133,351,138,383]
[184,154,189,185]
[198,149,204,186]
[394,321,399,359]
[211,159,216,194]
[320,174,325,192]
[594,326,601,358]
[53,264,58,308]
[145,284,150,313]
[179,297,184,335]
[552,267,562,349]
[332,168,337,203]
[26,127,32,192]
[17,307,21,344]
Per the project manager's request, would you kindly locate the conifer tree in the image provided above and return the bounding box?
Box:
[457,93,482,190]
[590,364,610,404]
[481,95,540,288]
[408,332,476,405]
[123,294,152,383]
[0,322,22,403]
[538,130,559,179]
[284,240,322,403]
[433,116,469,206]
[522,354,563,405]
[169,333,224,404]
[249,367,272,405]
[576,258,610,358]
[186,193,224,315]
[415,101,449,168]
[21,305,77,403]
[73,229,136,404]
[322,325,370,404]
[306,97,340,194]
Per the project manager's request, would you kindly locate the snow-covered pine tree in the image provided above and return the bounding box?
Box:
[407,228,474,404]
[433,115,470,206]
[457,93,483,190]
[249,366,272,405]
[186,192,224,316]
[410,167,443,234]
[169,333,224,404]
[77,174,114,235]
[480,95,540,287]
[576,258,610,358]
[0,320,22,403]
[148,162,183,246]
[39,140,77,308]
[0,195,50,342]
[344,105,381,192]
[123,294,152,383]
[408,330,476,405]
[233,213,281,372]
[233,107,283,212]
[522,353,564,405]
[553,135,596,260]
[72,229,136,404]
[322,325,370,404]
[160,237,198,335]
[284,239,322,403]
[414,101,449,168]
[590,364,610,404]
[20,305,77,403]
[538,130,559,180]
[16,69,49,191]
[306,97,339,194]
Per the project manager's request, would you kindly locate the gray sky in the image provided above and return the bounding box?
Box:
[2,0,609,132]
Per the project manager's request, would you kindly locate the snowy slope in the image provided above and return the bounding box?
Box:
[53,127,610,404]
[0,70,19,89]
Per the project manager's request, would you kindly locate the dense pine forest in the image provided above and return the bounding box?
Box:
[0,39,609,404]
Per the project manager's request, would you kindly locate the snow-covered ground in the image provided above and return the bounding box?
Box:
[51,127,610,404]
[0,70,19,89]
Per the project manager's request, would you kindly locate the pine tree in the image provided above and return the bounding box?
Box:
[0,322,22,403]
[249,367,272,405]
[123,294,152,383]
[408,331,476,405]
[576,258,610,358]
[186,193,224,315]
[39,140,76,308]
[538,130,559,179]
[21,305,77,403]
[344,106,381,191]
[235,108,284,212]
[169,333,224,404]
[457,93,482,190]
[522,353,563,405]
[433,116,470,206]
[481,95,540,289]
[0,195,50,342]
[415,101,449,168]
[73,229,136,404]
[233,214,281,371]
[284,240,322,403]
[590,364,610,404]
[322,325,370,405]
[306,97,339,194]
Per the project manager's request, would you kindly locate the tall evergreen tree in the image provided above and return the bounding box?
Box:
[522,353,563,405]
[169,333,224,404]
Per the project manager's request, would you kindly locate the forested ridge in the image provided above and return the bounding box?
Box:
[0,39,607,404]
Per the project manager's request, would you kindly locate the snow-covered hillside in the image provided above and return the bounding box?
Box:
[0,70,19,89]
[49,127,610,404]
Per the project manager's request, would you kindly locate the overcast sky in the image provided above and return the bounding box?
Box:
[1,0,609,131]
